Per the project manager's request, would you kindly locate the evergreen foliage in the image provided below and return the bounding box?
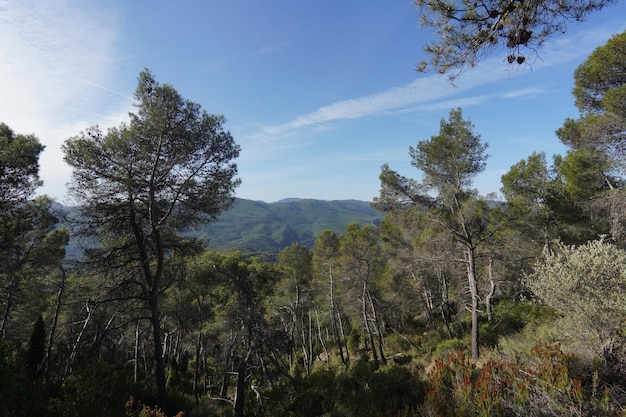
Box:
[415,0,615,80]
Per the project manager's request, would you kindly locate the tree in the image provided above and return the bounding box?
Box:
[555,30,626,241]
[375,108,496,360]
[0,124,68,341]
[339,223,387,367]
[197,251,279,417]
[0,196,68,341]
[312,230,350,366]
[274,243,315,373]
[501,152,555,245]
[526,239,626,364]
[557,31,626,165]
[415,0,615,80]
[500,151,599,249]
[557,30,626,170]
[0,123,45,336]
[62,69,241,410]
[0,123,44,211]
[573,31,626,117]
[378,205,459,337]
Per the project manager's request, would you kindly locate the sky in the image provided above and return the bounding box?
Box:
[1,1,625,204]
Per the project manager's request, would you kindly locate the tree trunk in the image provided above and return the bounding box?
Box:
[439,269,453,339]
[45,266,67,379]
[308,310,313,371]
[329,266,347,364]
[193,332,202,404]
[0,276,18,339]
[299,313,309,373]
[486,255,496,322]
[315,308,330,368]
[149,294,168,412]
[421,289,436,329]
[234,351,250,417]
[362,283,379,366]
[466,248,480,361]
[337,308,350,363]
[134,320,141,383]
[66,302,91,375]
[366,290,386,366]
[293,276,310,373]
[220,371,230,399]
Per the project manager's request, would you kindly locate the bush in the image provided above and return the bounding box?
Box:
[257,360,424,417]
[422,342,624,417]
[125,396,184,417]
[433,338,467,360]
[527,239,626,360]
[0,340,53,417]
[62,361,138,417]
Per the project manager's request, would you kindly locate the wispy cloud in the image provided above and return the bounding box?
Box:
[254,23,621,142]
[257,76,456,138]
[0,0,131,201]
[500,88,547,99]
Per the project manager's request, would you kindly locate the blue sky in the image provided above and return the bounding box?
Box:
[1,1,625,204]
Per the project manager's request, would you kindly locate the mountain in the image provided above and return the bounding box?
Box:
[60,198,384,261]
[191,198,383,257]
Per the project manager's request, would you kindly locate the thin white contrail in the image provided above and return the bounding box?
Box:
[61,71,133,100]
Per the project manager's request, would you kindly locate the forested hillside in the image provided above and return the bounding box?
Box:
[195,198,383,256]
[2,28,626,417]
[61,198,383,261]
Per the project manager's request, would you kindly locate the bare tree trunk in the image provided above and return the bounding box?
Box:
[485,255,496,323]
[308,310,313,371]
[411,271,436,329]
[45,266,67,379]
[362,283,379,366]
[299,315,309,373]
[329,266,347,365]
[421,289,436,329]
[67,302,92,375]
[366,290,386,366]
[134,320,141,383]
[337,307,350,363]
[315,308,330,368]
[466,248,480,361]
[0,276,18,339]
[439,269,454,339]
[193,332,202,404]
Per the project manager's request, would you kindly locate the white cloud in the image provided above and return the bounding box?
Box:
[0,0,132,202]
[254,23,621,142]
[258,76,456,138]
[500,88,547,99]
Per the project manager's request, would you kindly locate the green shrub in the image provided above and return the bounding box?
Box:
[433,338,467,360]
[422,343,624,417]
[62,361,137,417]
[0,340,52,417]
[258,359,424,417]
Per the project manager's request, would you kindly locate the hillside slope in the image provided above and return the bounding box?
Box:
[194,198,383,255]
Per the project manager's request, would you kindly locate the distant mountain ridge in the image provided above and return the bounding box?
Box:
[58,198,383,260]
[194,198,383,257]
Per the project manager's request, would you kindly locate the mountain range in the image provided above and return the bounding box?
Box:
[196,198,383,258]
[60,198,384,261]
